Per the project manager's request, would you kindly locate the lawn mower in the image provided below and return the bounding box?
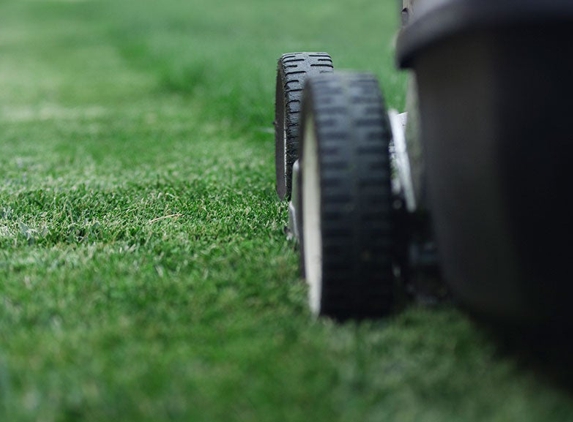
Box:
[273,0,573,327]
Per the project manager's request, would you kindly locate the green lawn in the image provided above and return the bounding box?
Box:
[0,0,572,421]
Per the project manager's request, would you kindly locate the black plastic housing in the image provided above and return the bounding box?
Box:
[397,0,573,325]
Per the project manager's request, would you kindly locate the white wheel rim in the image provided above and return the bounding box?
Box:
[302,115,323,315]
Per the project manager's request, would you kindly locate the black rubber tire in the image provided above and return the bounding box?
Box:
[275,52,334,200]
[299,72,395,320]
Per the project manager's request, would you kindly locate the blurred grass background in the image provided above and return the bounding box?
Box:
[108,0,407,131]
[0,0,572,421]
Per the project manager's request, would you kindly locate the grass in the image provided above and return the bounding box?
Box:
[0,0,572,421]
[108,0,407,131]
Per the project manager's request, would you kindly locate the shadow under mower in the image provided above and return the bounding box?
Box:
[274,0,573,327]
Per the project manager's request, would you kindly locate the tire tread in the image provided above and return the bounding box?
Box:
[300,72,395,320]
[275,53,334,200]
